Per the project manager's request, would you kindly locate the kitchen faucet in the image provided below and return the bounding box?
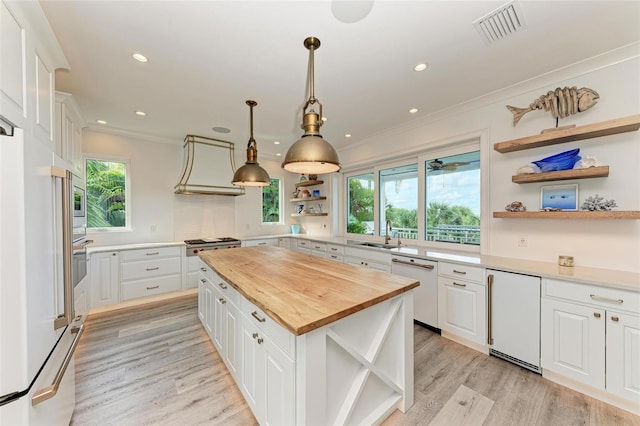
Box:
[385,220,392,244]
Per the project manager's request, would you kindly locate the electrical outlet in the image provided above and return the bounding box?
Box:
[150,225,156,232]
[518,235,528,247]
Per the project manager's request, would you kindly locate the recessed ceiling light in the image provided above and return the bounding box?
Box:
[135,110,146,116]
[212,126,231,133]
[276,153,281,156]
[345,134,352,138]
[321,117,328,122]
[274,141,280,145]
[96,119,107,124]
[409,108,418,114]
[132,53,148,63]
[414,63,428,72]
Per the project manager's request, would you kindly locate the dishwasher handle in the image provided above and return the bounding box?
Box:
[391,258,435,269]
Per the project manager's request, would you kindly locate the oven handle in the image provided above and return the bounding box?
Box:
[72,239,94,251]
[51,167,74,330]
[32,324,84,406]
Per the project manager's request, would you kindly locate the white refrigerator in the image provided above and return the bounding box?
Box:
[487,269,541,373]
[0,121,82,424]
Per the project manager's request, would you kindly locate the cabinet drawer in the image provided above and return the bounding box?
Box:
[326,253,344,262]
[439,261,484,283]
[212,277,240,306]
[296,239,311,250]
[122,274,181,300]
[544,279,639,313]
[243,238,278,247]
[120,246,182,262]
[241,298,295,358]
[326,244,344,255]
[121,257,181,281]
[309,241,327,252]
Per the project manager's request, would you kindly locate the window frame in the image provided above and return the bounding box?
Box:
[342,134,487,253]
[84,155,132,233]
[261,177,283,225]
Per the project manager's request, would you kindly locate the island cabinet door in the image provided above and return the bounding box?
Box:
[263,339,295,426]
[212,287,226,353]
[225,301,241,379]
[240,319,263,414]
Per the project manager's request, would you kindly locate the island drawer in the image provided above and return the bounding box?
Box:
[309,242,327,252]
[544,278,639,313]
[121,274,181,300]
[213,278,240,306]
[241,298,295,357]
[439,261,484,283]
[121,257,181,281]
[120,246,182,262]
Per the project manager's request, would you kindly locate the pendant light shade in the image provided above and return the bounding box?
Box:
[232,100,271,187]
[282,37,341,174]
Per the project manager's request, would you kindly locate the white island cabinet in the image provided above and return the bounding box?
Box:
[199,246,418,425]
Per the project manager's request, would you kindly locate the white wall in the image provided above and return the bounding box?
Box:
[338,45,640,273]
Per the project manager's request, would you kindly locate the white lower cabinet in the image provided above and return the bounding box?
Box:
[541,278,640,408]
[277,237,291,249]
[89,251,120,307]
[541,298,605,388]
[437,262,486,348]
[343,246,391,272]
[606,310,640,402]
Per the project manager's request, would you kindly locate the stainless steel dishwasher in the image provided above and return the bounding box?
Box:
[391,255,439,329]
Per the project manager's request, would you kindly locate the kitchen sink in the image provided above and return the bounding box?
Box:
[351,242,398,250]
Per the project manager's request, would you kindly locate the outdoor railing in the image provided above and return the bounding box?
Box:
[394,225,480,245]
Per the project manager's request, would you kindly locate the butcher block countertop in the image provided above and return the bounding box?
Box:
[199,246,419,335]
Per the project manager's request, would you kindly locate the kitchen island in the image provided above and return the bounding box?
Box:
[199,246,419,425]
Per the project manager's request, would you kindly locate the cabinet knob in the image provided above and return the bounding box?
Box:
[593,312,601,318]
[611,316,619,322]
[218,282,227,289]
[252,332,258,339]
[219,298,226,304]
[257,338,264,345]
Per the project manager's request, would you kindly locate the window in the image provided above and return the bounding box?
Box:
[85,158,129,229]
[425,151,480,245]
[379,164,418,240]
[262,177,281,223]
[347,173,374,234]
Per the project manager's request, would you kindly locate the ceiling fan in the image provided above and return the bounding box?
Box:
[427,159,472,172]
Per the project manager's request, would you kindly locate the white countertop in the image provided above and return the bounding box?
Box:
[87,235,640,292]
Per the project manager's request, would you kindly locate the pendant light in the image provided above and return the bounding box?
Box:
[282,37,341,174]
[232,100,271,187]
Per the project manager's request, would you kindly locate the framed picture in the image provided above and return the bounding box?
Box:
[540,184,578,211]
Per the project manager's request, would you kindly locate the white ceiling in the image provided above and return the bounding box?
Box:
[40,0,640,160]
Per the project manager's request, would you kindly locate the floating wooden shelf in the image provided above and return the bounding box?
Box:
[295,180,324,188]
[494,115,640,153]
[290,196,327,202]
[512,166,609,183]
[291,213,328,217]
[493,211,640,220]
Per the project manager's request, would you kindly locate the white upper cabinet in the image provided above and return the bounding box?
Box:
[55,92,86,177]
[0,1,68,144]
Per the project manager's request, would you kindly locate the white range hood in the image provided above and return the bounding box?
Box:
[174,134,245,196]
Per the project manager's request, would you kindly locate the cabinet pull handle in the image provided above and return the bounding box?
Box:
[218,282,227,289]
[146,285,159,290]
[200,279,206,284]
[146,267,159,271]
[258,242,267,245]
[391,258,435,269]
[453,269,467,275]
[314,246,321,249]
[146,251,159,256]
[453,282,466,287]
[200,267,207,272]
[589,294,623,304]
[593,312,601,318]
[331,247,338,251]
[257,338,264,345]
[487,274,494,345]
[611,316,619,322]
[252,332,258,339]
[251,311,266,323]
[331,255,338,259]
[219,298,226,304]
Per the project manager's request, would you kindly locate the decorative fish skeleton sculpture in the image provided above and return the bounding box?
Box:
[507,86,599,126]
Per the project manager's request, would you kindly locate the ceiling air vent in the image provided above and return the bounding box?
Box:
[473,0,526,45]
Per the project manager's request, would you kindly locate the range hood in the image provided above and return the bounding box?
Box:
[174,134,245,196]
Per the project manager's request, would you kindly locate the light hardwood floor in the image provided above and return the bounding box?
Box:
[71,295,639,426]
